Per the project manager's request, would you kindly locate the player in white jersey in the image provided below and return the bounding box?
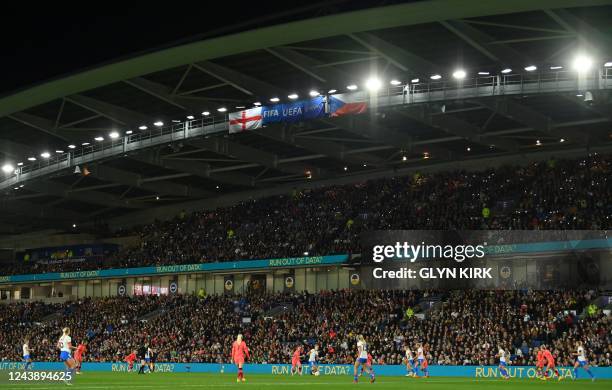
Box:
[308,345,319,375]
[496,347,510,379]
[415,343,429,377]
[404,345,415,377]
[22,339,32,370]
[353,335,375,383]
[57,327,76,384]
[573,342,595,381]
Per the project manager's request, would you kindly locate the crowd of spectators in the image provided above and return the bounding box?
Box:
[1,289,609,367]
[2,154,609,276]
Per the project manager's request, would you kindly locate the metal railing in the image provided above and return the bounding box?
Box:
[2,68,611,190]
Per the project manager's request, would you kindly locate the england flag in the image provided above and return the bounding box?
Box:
[229,107,262,133]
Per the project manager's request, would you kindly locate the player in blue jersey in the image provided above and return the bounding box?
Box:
[573,342,595,381]
[353,335,375,383]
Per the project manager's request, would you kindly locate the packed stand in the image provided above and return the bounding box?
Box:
[2,154,609,277]
[0,289,609,367]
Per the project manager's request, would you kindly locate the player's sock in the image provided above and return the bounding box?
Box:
[25,361,31,370]
[586,368,594,378]
[238,368,243,380]
[138,365,145,374]
[573,367,578,378]
[414,366,420,377]
[353,374,359,382]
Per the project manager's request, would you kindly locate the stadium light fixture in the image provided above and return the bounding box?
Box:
[125,130,133,135]
[402,156,407,161]
[466,147,471,152]
[19,184,24,187]
[253,102,262,106]
[362,163,367,167]
[13,187,18,190]
[536,139,542,146]
[68,144,76,149]
[346,84,358,90]
[572,55,592,72]
[524,65,537,72]
[40,152,51,158]
[186,115,194,120]
[452,69,466,79]
[560,138,565,143]
[216,185,220,189]
[27,157,36,161]
[501,68,512,74]
[365,77,382,92]
[109,131,119,139]
[72,224,77,228]
[288,93,299,100]
[550,66,563,70]
[217,107,228,112]
[605,61,612,67]
[1,163,14,174]
[411,78,420,83]
[153,121,164,127]
[17,162,23,166]
[390,80,402,86]
[81,142,90,146]
[171,120,181,123]
[423,152,430,159]
[155,196,160,200]
[328,89,337,94]
[202,111,210,116]
[55,150,64,154]
[343,166,348,171]
[94,136,104,141]
[478,71,490,76]
[235,106,245,109]
[269,97,280,102]
[430,74,442,80]
[309,90,320,97]
[139,125,148,130]
[303,251,309,256]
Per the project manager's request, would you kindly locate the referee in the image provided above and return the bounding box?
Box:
[137,344,148,374]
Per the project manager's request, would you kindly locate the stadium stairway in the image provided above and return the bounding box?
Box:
[138,307,172,322]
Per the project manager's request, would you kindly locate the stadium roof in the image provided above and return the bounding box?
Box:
[1,0,612,233]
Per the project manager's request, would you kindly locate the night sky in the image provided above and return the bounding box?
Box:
[1,1,404,96]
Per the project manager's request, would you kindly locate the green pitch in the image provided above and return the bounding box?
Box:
[3,373,609,389]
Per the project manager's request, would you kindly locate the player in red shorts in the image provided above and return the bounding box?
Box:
[73,340,87,375]
[535,347,545,379]
[125,350,137,372]
[542,345,561,381]
[231,334,250,383]
[291,345,303,376]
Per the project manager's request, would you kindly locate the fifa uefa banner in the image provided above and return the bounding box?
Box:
[229,96,326,133]
[0,362,610,378]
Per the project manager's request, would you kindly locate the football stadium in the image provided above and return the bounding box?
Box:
[0,1,611,389]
